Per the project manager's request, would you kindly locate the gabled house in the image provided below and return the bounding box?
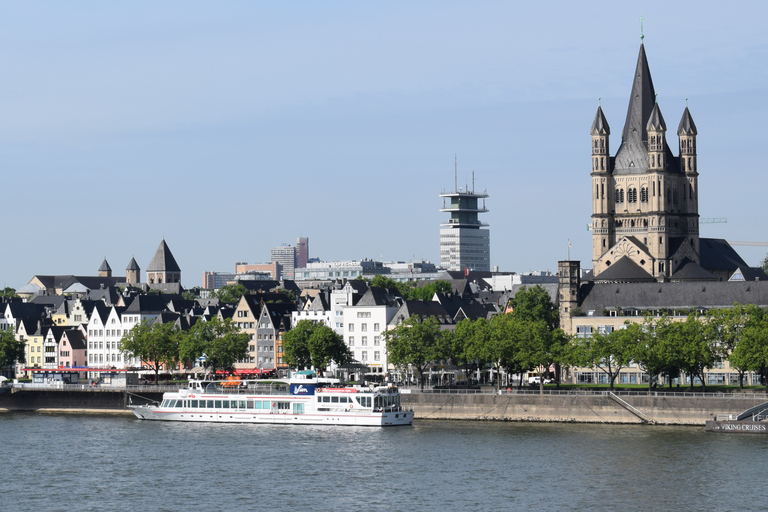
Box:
[59,329,87,373]
[233,295,261,368]
[342,287,401,379]
[256,302,297,371]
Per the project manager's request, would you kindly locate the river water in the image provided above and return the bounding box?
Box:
[1,413,765,511]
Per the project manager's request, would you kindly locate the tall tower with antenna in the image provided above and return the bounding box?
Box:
[439,156,490,272]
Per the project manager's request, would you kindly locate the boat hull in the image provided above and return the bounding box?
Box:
[130,406,413,426]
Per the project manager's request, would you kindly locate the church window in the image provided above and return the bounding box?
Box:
[673,188,678,204]
[688,157,692,170]
[640,187,648,202]
[652,182,656,196]
[600,157,604,170]
[602,239,606,247]
[596,184,599,198]
[615,188,624,203]
[601,183,604,199]
[628,188,637,203]
[689,183,693,199]
[651,155,655,167]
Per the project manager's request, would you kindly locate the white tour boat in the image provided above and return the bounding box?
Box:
[129,370,414,427]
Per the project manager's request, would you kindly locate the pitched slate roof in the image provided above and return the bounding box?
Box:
[579,280,768,312]
[677,106,698,136]
[700,238,748,272]
[670,259,717,281]
[729,266,768,282]
[126,257,140,271]
[613,44,679,176]
[124,294,171,314]
[591,105,610,135]
[593,257,656,282]
[395,301,454,325]
[147,239,181,272]
[98,259,112,272]
[356,287,396,307]
[63,329,86,350]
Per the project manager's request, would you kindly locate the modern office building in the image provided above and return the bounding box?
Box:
[439,169,490,272]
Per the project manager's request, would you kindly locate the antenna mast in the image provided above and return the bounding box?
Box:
[454,154,458,192]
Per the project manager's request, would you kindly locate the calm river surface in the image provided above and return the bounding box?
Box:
[1,413,766,511]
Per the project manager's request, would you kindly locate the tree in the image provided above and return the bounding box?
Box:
[0,287,17,300]
[212,284,249,304]
[307,324,352,371]
[729,306,768,392]
[762,253,768,273]
[120,321,181,385]
[675,314,719,391]
[282,320,314,370]
[508,285,565,391]
[631,316,674,392]
[570,323,635,390]
[386,316,446,390]
[179,317,249,375]
[407,280,453,301]
[452,318,491,385]
[508,285,559,330]
[487,313,530,390]
[0,328,25,374]
[706,305,753,388]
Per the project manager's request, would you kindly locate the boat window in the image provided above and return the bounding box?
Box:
[237,400,246,409]
[322,396,330,403]
[222,400,230,409]
[340,396,349,403]
[293,403,305,414]
[317,397,322,402]
[168,400,176,408]
[247,400,254,409]
[277,402,290,410]
[331,396,339,403]
[191,400,198,408]
[207,400,214,409]
[161,400,168,407]
[214,400,222,409]
[176,400,183,408]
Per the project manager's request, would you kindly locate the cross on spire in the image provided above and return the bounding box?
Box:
[639,15,645,42]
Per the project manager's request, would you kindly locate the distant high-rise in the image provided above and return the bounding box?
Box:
[271,245,297,280]
[439,164,490,272]
[296,237,309,268]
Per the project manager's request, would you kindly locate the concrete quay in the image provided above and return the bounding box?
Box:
[401,390,768,426]
[2,386,767,426]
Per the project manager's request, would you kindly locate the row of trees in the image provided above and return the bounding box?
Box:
[571,304,768,391]
[384,285,768,393]
[367,275,454,301]
[386,286,567,391]
[119,317,250,384]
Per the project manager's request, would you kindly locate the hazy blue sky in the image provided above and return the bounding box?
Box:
[2,1,767,288]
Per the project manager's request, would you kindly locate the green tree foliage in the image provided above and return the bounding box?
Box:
[0,287,17,300]
[212,284,249,304]
[282,320,314,370]
[120,321,181,385]
[386,316,446,390]
[762,252,768,272]
[729,306,768,392]
[0,328,25,372]
[569,323,636,390]
[709,304,758,388]
[487,313,530,390]
[368,276,453,301]
[275,288,297,303]
[507,285,566,391]
[179,317,249,375]
[630,316,674,392]
[675,313,720,391]
[507,285,559,330]
[282,320,352,371]
[452,317,490,385]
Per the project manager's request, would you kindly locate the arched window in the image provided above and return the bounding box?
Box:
[628,188,637,203]
[640,187,648,202]
[651,154,655,167]
[601,157,605,170]
[615,188,624,203]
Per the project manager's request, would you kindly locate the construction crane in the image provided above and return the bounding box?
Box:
[587,217,727,231]
[728,241,768,247]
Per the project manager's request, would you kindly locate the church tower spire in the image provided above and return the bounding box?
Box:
[590,43,701,282]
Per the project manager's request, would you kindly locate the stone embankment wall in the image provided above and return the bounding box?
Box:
[2,388,766,426]
[401,392,768,425]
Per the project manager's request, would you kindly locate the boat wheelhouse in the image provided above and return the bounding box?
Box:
[130,370,413,427]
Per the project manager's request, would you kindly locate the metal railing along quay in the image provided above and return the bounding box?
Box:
[400,386,768,400]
